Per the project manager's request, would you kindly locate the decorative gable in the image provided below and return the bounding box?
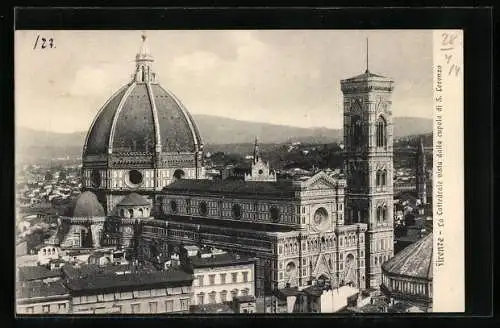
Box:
[313,253,333,277]
[302,171,339,190]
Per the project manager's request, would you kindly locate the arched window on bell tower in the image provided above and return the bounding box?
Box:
[351,115,363,149]
[377,206,382,223]
[376,169,387,187]
[376,116,387,148]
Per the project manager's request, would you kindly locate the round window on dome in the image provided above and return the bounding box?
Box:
[170,200,178,213]
[258,169,264,175]
[91,169,101,188]
[128,170,143,185]
[199,201,208,216]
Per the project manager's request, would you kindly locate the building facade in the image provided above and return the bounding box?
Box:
[183,252,256,306]
[16,266,70,315]
[340,68,395,289]
[16,281,71,314]
[150,171,367,296]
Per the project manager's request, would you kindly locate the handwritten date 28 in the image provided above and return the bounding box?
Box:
[33,35,55,50]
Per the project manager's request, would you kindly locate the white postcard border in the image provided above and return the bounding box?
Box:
[432,29,465,313]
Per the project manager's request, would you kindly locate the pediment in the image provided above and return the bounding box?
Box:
[302,171,338,190]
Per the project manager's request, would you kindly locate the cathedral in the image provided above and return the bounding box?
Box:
[58,34,395,297]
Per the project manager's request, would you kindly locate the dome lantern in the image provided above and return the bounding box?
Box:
[134,32,157,83]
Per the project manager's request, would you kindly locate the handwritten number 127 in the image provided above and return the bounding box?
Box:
[33,35,55,50]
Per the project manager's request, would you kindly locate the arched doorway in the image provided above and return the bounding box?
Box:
[344,253,357,287]
[284,261,297,286]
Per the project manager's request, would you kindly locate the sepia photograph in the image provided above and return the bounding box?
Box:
[14,29,463,315]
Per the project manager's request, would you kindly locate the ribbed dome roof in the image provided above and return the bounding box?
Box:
[70,191,105,217]
[117,193,150,206]
[382,233,432,280]
[83,33,203,157]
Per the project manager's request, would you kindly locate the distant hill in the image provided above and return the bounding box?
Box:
[193,114,342,145]
[391,117,433,139]
[16,129,84,163]
[194,115,432,145]
[15,115,432,161]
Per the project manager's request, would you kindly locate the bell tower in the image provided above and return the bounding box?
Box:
[340,39,395,289]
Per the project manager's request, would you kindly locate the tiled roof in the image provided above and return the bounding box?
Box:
[342,71,391,82]
[64,266,193,292]
[164,179,298,198]
[395,235,425,244]
[167,215,297,233]
[17,280,69,299]
[84,82,203,156]
[190,253,256,269]
[62,263,157,280]
[382,233,432,280]
[117,193,150,206]
[18,266,62,282]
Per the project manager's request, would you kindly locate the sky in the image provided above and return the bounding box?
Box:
[15,30,433,133]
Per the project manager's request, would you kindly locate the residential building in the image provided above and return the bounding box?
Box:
[62,264,194,314]
[180,250,256,306]
[16,281,70,314]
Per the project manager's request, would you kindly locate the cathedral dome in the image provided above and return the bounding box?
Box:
[70,191,105,217]
[83,34,203,157]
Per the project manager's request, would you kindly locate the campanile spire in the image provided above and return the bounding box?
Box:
[253,136,260,164]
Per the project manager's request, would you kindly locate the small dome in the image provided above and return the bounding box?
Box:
[70,191,105,217]
[117,193,150,207]
[382,233,432,279]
